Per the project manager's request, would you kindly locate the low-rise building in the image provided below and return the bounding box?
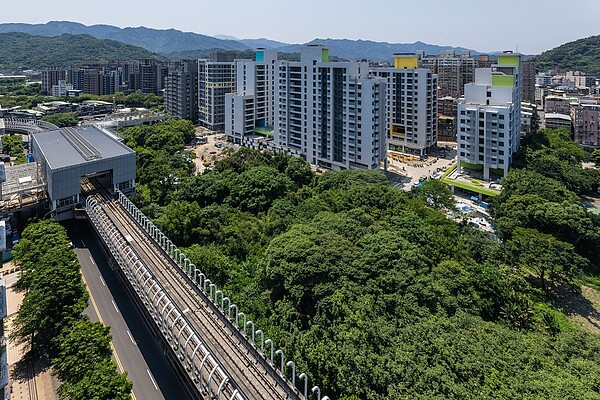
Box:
[544,113,572,130]
[571,103,600,146]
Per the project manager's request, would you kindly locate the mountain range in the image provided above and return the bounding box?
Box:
[0,32,160,70]
[0,21,478,61]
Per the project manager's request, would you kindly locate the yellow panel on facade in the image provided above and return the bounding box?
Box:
[394,56,418,69]
[498,55,519,68]
[492,75,515,87]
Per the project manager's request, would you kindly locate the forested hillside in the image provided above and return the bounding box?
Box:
[535,35,600,75]
[120,119,600,399]
[0,32,160,71]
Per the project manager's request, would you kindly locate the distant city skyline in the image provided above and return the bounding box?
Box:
[2,0,599,54]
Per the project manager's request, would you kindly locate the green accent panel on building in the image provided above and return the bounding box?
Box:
[322,48,329,62]
[489,167,506,177]
[498,55,519,67]
[460,161,484,171]
[254,127,274,137]
[256,50,265,62]
[441,163,457,179]
[492,75,515,87]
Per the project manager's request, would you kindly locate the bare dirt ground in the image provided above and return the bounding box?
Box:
[554,283,600,334]
[188,132,233,174]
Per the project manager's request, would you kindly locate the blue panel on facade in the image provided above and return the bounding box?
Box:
[256,51,265,62]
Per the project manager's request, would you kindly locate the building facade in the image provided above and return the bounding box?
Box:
[372,54,438,156]
[457,53,522,180]
[41,67,66,95]
[51,80,74,97]
[164,61,199,122]
[571,103,600,146]
[274,45,386,170]
[521,60,536,103]
[420,51,476,98]
[198,57,235,131]
[225,49,279,144]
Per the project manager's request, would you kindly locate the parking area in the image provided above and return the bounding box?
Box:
[387,145,458,190]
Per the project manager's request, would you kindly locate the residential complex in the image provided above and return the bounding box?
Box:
[457,53,522,180]
[274,45,386,170]
[224,45,445,170]
[372,54,438,156]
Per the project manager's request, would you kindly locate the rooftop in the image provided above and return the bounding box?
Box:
[33,126,134,170]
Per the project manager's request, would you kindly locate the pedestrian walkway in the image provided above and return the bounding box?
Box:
[4,270,58,400]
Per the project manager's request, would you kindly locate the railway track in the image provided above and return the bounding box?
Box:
[82,178,302,400]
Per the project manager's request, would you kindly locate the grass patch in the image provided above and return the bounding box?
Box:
[442,176,500,197]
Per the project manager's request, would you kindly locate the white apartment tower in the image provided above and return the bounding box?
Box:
[457,53,522,180]
[372,54,438,156]
[275,45,386,170]
[225,49,279,144]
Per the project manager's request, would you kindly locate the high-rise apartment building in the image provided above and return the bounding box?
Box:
[457,53,522,180]
[274,45,386,170]
[198,56,235,131]
[420,51,476,98]
[140,60,159,94]
[521,60,536,102]
[225,49,279,144]
[41,67,66,95]
[372,54,438,156]
[164,61,199,122]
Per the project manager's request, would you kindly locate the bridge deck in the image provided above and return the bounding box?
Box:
[85,181,303,400]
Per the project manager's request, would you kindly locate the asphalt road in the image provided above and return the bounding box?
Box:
[64,220,192,400]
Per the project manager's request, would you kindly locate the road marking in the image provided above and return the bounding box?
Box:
[147,369,159,390]
[111,300,119,313]
[127,330,136,345]
[81,240,86,247]
[99,275,106,286]
[89,255,95,265]
[82,266,136,400]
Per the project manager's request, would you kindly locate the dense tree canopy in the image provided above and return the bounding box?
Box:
[493,128,600,267]
[123,136,600,399]
[12,220,131,398]
[41,112,79,127]
[1,134,27,164]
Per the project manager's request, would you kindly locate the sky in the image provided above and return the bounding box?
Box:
[2,0,600,54]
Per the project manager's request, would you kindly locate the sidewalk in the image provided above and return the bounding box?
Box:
[4,270,59,400]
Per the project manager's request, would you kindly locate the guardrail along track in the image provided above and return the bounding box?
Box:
[82,179,321,400]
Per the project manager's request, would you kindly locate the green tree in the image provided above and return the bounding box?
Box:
[591,149,600,167]
[1,134,27,164]
[506,227,586,291]
[42,112,79,127]
[58,360,132,400]
[412,179,456,210]
[227,166,294,213]
[52,319,113,382]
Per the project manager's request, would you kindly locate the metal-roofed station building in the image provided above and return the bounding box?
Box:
[32,125,135,220]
